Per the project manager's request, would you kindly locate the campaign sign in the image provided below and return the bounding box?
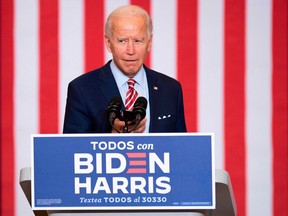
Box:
[31,133,215,210]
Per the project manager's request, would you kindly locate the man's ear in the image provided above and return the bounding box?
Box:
[105,36,112,53]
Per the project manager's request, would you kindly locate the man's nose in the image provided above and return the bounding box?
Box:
[126,41,136,55]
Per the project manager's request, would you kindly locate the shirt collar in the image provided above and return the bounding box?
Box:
[110,60,146,88]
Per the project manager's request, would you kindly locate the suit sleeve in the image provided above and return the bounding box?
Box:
[63,82,94,133]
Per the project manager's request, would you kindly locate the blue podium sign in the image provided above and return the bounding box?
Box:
[31,133,215,210]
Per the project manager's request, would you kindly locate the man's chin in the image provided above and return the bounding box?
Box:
[123,69,138,77]
[123,65,141,75]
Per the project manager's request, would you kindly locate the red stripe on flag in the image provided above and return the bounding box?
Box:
[39,0,59,133]
[224,1,246,215]
[130,0,151,68]
[177,1,198,132]
[84,0,105,72]
[0,0,15,215]
[272,0,288,215]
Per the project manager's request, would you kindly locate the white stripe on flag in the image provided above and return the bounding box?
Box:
[198,0,224,169]
[59,0,84,132]
[14,0,39,216]
[246,0,272,215]
[151,0,177,78]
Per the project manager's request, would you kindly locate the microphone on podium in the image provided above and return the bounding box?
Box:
[107,96,122,127]
[125,97,147,133]
[107,96,147,133]
[133,97,147,125]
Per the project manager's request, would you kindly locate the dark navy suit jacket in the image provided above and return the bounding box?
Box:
[63,61,187,133]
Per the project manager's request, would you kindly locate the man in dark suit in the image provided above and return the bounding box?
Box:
[63,5,186,134]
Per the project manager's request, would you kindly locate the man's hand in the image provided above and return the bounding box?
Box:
[112,118,147,133]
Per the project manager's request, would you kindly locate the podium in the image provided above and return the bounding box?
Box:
[21,133,236,216]
[20,167,236,216]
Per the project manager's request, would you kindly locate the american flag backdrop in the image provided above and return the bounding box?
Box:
[0,0,287,216]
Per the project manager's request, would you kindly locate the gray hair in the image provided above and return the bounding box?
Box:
[105,5,153,39]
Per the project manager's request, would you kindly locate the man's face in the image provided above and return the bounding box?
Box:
[105,15,152,78]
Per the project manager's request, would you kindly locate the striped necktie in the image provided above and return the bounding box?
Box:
[125,78,138,110]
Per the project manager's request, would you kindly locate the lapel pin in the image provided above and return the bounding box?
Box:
[154,86,158,90]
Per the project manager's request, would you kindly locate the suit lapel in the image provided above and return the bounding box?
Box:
[145,66,160,132]
[98,61,124,109]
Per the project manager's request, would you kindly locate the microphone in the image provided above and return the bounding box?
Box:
[133,96,147,124]
[107,96,122,126]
